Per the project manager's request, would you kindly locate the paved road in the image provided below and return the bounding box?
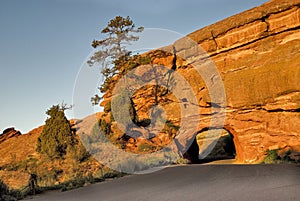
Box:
[27,164,300,201]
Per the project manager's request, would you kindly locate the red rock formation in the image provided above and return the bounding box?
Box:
[0,128,21,144]
[171,0,300,163]
[84,0,300,164]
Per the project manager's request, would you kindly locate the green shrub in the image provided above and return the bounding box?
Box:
[164,121,180,131]
[163,121,180,137]
[110,90,137,124]
[262,148,300,164]
[0,179,22,201]
[88,119,111,143]
[104,101,111,113]
[59,170,124,192]
[137,143,156,153]
[175,157,190,165]
[0,179,10,196]
[73,141,91,163]
[99,119,111,135]
[37,105,75,159]
[61,176,86,192]
[262,149,280,164]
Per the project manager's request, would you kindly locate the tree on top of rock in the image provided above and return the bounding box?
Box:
[36,105,75,159]
[88,16,144,104]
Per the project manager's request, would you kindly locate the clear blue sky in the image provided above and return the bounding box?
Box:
[0,0,269,133]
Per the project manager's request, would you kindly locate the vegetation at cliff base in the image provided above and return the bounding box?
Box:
[0,179,22,201]
[262,149,300,164]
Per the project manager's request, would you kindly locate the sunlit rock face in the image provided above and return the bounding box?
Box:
[98,0,300,163]
[174,0,300,163]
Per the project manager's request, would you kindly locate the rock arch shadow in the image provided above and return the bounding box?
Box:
[183,128,239,164]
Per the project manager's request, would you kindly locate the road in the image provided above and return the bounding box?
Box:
[26,164,300,201]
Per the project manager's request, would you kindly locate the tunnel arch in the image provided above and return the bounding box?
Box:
[223,126,243,162]
[183,127,242,163]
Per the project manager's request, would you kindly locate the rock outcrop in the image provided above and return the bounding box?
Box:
[0,126,42,167]
[97,0,300,164]
[0,128,21,144]
[171,0,300,163]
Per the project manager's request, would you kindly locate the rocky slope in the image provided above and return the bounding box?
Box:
[0,126,42,167]
[0,126,42,189]
[96,0,300,163]
[0,122,103,191]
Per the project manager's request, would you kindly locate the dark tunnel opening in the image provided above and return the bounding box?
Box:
[184,129,236,164]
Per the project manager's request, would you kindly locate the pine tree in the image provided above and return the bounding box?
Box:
[88,16,143,104]
[36,105,75,159]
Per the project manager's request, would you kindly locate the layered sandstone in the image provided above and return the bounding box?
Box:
[96,0,300,163]
[173,0,300,163]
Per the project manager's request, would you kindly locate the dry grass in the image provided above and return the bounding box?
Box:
[0,170,30,190]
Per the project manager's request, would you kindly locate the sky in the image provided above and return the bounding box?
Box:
[0,0,269,133]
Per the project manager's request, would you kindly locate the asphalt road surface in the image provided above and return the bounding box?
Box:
[27,164,300,201]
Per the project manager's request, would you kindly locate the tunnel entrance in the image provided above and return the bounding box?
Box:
[184,129,236,164]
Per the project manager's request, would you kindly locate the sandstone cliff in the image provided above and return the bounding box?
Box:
[175,0,300,163]
[97,0,300,163]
